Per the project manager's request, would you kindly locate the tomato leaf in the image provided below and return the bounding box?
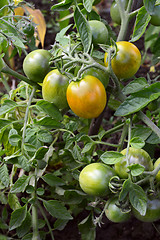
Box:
[11,175,30,194]
[36,100,63,121]
[122,78,148,95]
[130,137,145,149]
[9,205,27,231]
[74,6,92,52]
[83,0,94,12]
[0,164,10,187]
[82,142,94,153]
[43,200,73,220]
[78,213,96,240]
[143,0,156,14]
[131,6,151,42]
[34,117,63,129]
[42,173,65,187]
[8,193,21,211]
[129,183,147,216]
[51,0,73,11]
[131,126,152,141]
[100,151,124,164]
[128,164,145,176]
[16,212,32,238]
[115,82,160,116]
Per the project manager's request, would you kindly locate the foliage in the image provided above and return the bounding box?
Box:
[0,0,160,239]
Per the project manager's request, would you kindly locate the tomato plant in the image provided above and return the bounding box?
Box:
[42,69,69,109]
[23,49,51,83]
[115,147,153,179]
[105,197,131,222]
[88,20,108,46]
[104,41,141,79]
[79,163,116,196]
[0,0,9,17]
[22,22,35,38]
[133,198,160,222]
[154,158,160,182]
[66,75,107,119]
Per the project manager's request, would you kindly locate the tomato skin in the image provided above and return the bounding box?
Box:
[66,75,107,119]
[105,197,131,223]
[42,69,69,109]
[23,49,51,83]
[88,20,108,46]
[115,147,153,179]
[110,0,128,25]
[150,5,160,26]
[104,41,141,79]
[79,163,116,196]
[133,198,160,222]
[154,158,160,182]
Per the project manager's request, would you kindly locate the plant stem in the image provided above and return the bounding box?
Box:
[117,123,128,152]
[21,87,36,152]
[37,201,55,240]
[32,169,40,240]
[0,73,10,93]
[1,65,41,89]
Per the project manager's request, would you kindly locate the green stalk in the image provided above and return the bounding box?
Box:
[117,123,128,152]
[1,64,41,90]
[0,73,10,93]
[21,87,36,152]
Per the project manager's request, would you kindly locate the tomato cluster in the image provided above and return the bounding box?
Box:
[77,146,160,223]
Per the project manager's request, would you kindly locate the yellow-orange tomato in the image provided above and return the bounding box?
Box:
[104,41,141,79]
[66,75,107,119]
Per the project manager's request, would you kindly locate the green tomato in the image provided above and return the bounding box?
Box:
[154,158,160,182]
[150,5,160,26]
[115,147,153,179]
[110,0,129,25]
[105,197,131,223]
[23,49,51,83]
[133,198,160,222]
[88,20,108,46]
[79,163,116,196]
[42,69,69,110]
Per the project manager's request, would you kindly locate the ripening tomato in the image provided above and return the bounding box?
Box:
[104,41,141,79]
[23,49,51,83]
[105,197,131,222]
[79,163,116,196]
[133,198,160,222]
[66,75,107,119]
[42,69,69,109]
[115,147,153,179]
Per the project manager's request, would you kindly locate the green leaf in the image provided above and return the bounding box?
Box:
[23,143,37,152]
[129,183,147,216]
[18,155,31,172]
[131,6,151,42]
[81,142,94,153]
[37,129,53,143]
[143,0,156,14]
[130,137,145,149]
[128,164,145,176]
[131,126,152,141]
[146,131,160,144]
[0,164,10,187]
[55,24,73,45]
[74,6,92,52]
[42,173,65,187]
[0,100,18,115]
[115,82,160,116]
[83,0,94,12]
[9,134,21,146]
[100,151,124,164]
[36,100,63,121]
[51,0,73,11]
[43,200,73,220]
[11,175,30,194]
[16,212,32,238]
[9,205,27,231]
[64,189,86,204]
[35,146,49,160]
[0,119,12,130]
[8,193,21,210]
[78,213,96,240]
[122,78,148,95]
[34,117,63,129]
[119,179,131,201]
[54,219,68,231]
